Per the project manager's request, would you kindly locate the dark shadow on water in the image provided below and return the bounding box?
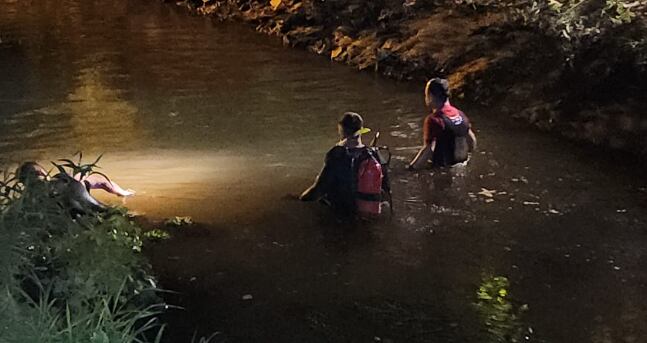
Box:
[143,202,484,342]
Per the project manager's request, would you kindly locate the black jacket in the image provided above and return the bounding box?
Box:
[301,145,370,215]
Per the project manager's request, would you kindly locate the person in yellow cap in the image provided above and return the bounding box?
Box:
[300,112,380,217]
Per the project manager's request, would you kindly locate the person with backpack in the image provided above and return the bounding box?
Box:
[300,112,387,218]
[407,78,477,170]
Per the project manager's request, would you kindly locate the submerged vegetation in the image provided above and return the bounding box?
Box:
[144,229,172,241]
[163,216,194,228]
[475,275,535,343]
[0,158,164,342]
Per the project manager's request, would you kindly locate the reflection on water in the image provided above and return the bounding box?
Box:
[1,65,142,156]
[67,65,141,150]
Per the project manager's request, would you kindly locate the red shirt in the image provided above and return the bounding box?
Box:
[422,102,468,144]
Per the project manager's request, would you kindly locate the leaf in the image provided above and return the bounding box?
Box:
[92,153,104,166]
[144,229,171,241]
[562,29,571,40]
[51,162,69,176]
[90,330,109,343]
[478,188,496,198]
[548,0,563,11]
[58,159,77,167]
[270,0,281,10]
[90,171,113,184]
[164,216,194,227]
[331,46,343,59]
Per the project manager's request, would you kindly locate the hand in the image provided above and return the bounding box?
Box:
[406,164,415,171]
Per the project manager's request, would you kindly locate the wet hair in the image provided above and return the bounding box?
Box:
[17,162,47,183]
[425,78,450,103]
[338,112,364,137]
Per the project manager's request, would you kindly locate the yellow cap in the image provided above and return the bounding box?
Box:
[354,127,372,136]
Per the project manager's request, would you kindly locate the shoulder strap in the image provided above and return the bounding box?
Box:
[439,112,469,137]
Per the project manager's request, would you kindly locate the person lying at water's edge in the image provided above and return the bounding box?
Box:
[17,162,134,214]
[300,112,387,218]
[407,78,477,170]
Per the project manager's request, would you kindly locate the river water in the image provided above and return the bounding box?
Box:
[1,1,646,342]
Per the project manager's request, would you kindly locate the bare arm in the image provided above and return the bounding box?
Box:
[300,176,324,201]
[300,153,335,201]
[467,129,477,152]
[408,140,436,170]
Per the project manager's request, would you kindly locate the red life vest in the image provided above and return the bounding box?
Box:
[355,150,383,216]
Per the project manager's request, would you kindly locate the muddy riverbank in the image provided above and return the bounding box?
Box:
[172,0,647,157]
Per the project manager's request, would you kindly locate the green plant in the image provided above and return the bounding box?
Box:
[164,216,194,227]
[0,278,164,343]
[475,275,533,342]
[144,229,172,241]
[54,151,113,183]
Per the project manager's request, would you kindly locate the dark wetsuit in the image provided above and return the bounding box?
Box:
[301,145,371,216]
[423,102,471,167]
[52,175,107,213]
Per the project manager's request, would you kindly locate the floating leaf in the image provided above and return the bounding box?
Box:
[478,188,496,198]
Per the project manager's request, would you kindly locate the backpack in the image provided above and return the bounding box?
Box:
[350,148,385,217]
[438,112,470,165]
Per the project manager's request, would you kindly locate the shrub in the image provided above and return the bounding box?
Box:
[0,158,164,343]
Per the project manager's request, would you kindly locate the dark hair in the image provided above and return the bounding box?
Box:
[426,78,450,102]
[338,112,363,136]
[17,161,47,183]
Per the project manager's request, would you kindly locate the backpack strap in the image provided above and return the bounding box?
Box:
[439,112,469,137]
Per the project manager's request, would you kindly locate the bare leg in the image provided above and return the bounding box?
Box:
[78,174,135,197]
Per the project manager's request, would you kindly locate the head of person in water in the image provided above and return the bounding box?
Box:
[425,78,450,110]
[17,161,48,184]
[337,112,365,140]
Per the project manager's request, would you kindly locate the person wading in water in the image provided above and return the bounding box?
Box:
[300,112,385,218]
[408,78,477,170]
